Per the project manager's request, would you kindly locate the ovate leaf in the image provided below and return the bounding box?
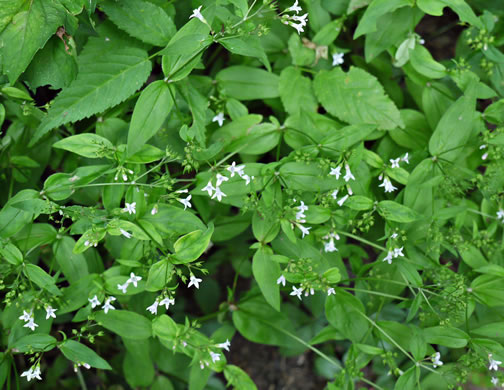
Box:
[60,340,112,369]
[53,134,114,158]
[216,66,279,101]
[31,36,152,146]
[279,66,317,115]
[378,201,420,223]
[314,67,404,130]
[95,310,152,340]
[252,248,281,311]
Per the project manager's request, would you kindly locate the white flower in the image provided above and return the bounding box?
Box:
[290,286,303,300]
[489,354,502,371]
[347,186,353,195]
[383,251,394,265]
[482,152,489,160]
[329,166,342,180]
[297,200,309,213]
[419,38,425,45]
[277,275,286,287]
[178,195,192,210]
[331,190,339,199]
[146,300,159,315]
[327,288,336,296]
[379,177,397,193]
[290,22,305,34]
[227,161,245,178]
[45,306,57,320]
[202,181,215,196]
[297,224,311,238]
[188,275,202,289]
[497,209,504,221]
[74,362,91,372]
[241,174,251,185]
[291,13,308,25]
[332,53,344,66]
[391,233,398,239]
[117,283,129,294]
[401,153,409,164]
[119,228,132,239]
[24,318,38,331]
[337,194,349,206]
[19,310,33,322]
[151,205,158,215]
[324,239,338,253]
[124,202,136,215]
[21,365,42,382]
[212,112,225,127]
[127,272,142,287]
[212,187,226,202]
[103,296,116,314]
[287,0,302,14]
[210,351,221,363]
[159,297,175,310]
[491,377,499,386]
[217,339,231,352]
[216,173,229,186]
[393,247,404,258]
[88,295,101,308]
[432,352,443,368]
[343,164,355,182]
[189,5,206,24]
[390,158,400,168]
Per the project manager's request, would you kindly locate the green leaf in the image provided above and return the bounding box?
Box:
[31,37,152,146]
[0,242,23,265]
[60,340,112,369]
[172,223,214,264]
[252,248,281,311]
[345,195,374,210]
[279,162,334,192]
[24,264,61,296]
[53,134,114,158]
[279,67,318,115]
[471,275,504,307]
[377,201,420,223]
[11,334,57,353]
[354,0,414,38]
[219,35,270,71]
[140,204,205,235]
[127,80,173,156]
[321,124,376,151]
[423,326,469,348]
[216,66,279,101]
[394,366,418,390]
[417,0,483,28]
[428,80,477,161]
[0,0,68,83]
[325,290,368,342]
[53,236,89,284]
[95,310,152,340]
[323,268,342,283]
[410,44,446,79]
[152,315,178,343]
[224,365,258,390]
[123,339,155,387]
[101,0,175,46]
[146,260,173,292]
[314,67,404,130]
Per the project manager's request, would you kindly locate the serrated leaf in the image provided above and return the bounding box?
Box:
[314,67,404,130]
[219,35,270,71]
[31,37,152,146]
[0,0,68,83]
[101,0,175,46]
[279,66,317,115]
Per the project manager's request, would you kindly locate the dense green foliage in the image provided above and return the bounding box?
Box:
[1,0,504,389]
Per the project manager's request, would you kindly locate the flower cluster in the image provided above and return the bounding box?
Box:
[383,247,404,265]
[202,161,251,202]
[117,272,142,293]
[21,364,42,382]
[19,309,38,331]
[281,0,308,35]
[329,163,355,206]
[88,295,116,314]
[146,295,175,315]
[323,232,340,253]
[294,200,311,238]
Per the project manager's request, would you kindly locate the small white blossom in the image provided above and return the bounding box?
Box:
[432,352,443,368]
[383,251,394,265]
[297,200,309,213]
[151,205,158,215]
[337,194,349,207]
[216,173,229,186]
[189,5,206,24]
[297,224,311,238]
[124,202,136,215]
[212,112,225,127]
[379,177,397,193]
[324,240,338,253]
[117,283,129,294]
[277,275,286,286]
[329,166,342,180]
[227,161,245,178]
[332,53,344,66]
[489,354,502,371]
[491,377,499,386]
[176,189,189,194]
[390,158,400,168]
[287,0,302,14]
[391,233,398,239]
[210,351,221,363]
[290,22,305,34]
[45,306,57,320]
[482,152,489,160]
[188,275,202,289]
[290,286,303,300]
[497,209,504,221]
[127,272,142,287]
[347,186,353,196]
[291,13,308,25]
[212,187,227,202]
[217,339,231,352]
[19,310,33,322]
[159,297,175,310]
[146,300,159,315]
[119,229,132,239]
[331,190,339,199]
[393,247,404,258]
[21,365,42,382]
[343,164,355,182]
[241,174,251,185]
[103,296,116,314]
[24,318,38,331]
[327,288,336,296]
[202,181,216,196]
[89,295,101,308]
[178,195,192,210]
[401,153,410,164]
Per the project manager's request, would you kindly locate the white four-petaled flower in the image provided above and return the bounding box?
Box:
[332,53,344,66]
[497,209,504,222]
[216,174,229,186]
[324,239,338,253]
[45,306,57,320]
[19,310,33,322]
[146,300,159,315]
[489,354,502,371]
[212,112,225,127]
[188,275,202,289]
[103,296,116,314]
[401,153,409,164]
[202,181,216,196]
[390,158,400,168]
[210,351,221,363]
[277,274,286,287]
[383,251,394,264]
[119,229,132,239]
[337,194,349,207]
[491,377,499,386]
[21,365,42,382]
[89,295,101,308]
[327,288,336,296]
[124,202,136,215]
[329,166,342,180]
[24,318,38,331]
[297,224,311,238]
[343,164,355,182]
[379,177,397,193]
[212,187,226,202]
[160,297,175,310]
[227,161,245,178]
[117,283,129,294]
[287,0,302,13]
[290,286,303,300]
[127,272,142,287]
[189,6,206,24]
[217,339,231,352]
[178,195,192,210]
[432,352,443,368]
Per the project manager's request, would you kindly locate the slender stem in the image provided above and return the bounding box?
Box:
[76,367,88,390]
[342,287,407,301]
[360,376,386,390]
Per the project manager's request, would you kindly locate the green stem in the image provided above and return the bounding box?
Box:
[76,367,88,390]
[342,287,407,301]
